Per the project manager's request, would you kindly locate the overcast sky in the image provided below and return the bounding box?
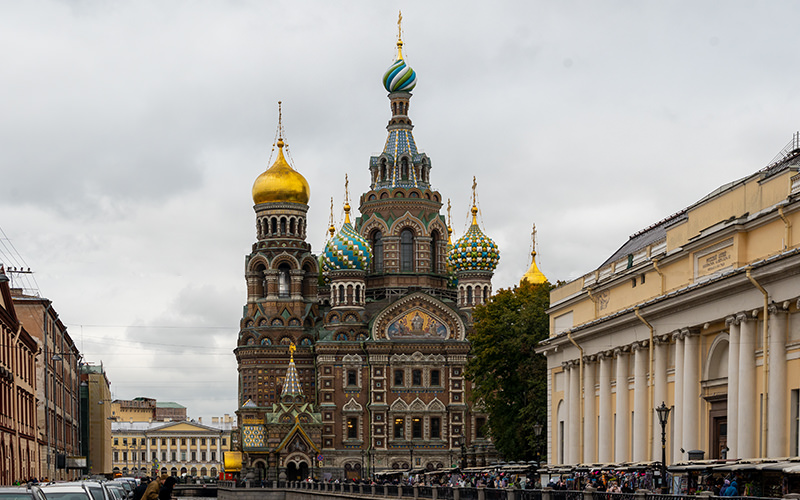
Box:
[3,1,800,420]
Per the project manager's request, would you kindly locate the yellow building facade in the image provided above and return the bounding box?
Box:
[111,417,234,478]
[540,138,800,466]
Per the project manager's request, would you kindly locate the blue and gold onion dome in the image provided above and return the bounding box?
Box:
[252,138,310,205]
[322,205,372,271]
[383,41,417,92]
[449,207,500,272]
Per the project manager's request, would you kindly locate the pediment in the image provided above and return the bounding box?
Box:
[371,292,465,341]
[343,398,363,412]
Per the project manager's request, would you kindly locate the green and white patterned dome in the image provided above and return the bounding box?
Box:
[322,205,372,271]
[449,206,500,272]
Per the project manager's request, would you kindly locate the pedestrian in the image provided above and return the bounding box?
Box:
[158,476,178,500]
[143,475,168,500]
[132,477,150,500]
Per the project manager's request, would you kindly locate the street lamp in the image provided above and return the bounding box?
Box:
[460,441,467,469]
[656,401,672,494]
[533,423,543,464]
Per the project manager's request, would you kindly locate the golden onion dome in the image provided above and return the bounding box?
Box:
[521,250,547,285]
[252,138,310,205]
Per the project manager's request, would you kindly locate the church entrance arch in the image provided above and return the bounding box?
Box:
[284,453,311,481]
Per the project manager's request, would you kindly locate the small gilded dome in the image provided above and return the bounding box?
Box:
[449,207,500,272]
[252,139,310,205]
[322,206,372,271]
[521,251,547,285]
[383,58,417,93]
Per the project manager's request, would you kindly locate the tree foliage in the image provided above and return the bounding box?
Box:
[466,279,553,461]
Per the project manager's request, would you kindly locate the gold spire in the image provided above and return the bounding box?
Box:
[343,174,351,224]
[396,10,405,59]
[289,342,296,363]
[328,197,336,238]
[521,223,548,285]
[470,176,479,225]
[446,198,453,244]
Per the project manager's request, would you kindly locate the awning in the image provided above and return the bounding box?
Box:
[224,451,243,472]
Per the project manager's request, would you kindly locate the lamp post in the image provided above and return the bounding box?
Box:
[409,441,414,470]
[460,441,466,469]
[533,423,543,464]
[656,402,672,494]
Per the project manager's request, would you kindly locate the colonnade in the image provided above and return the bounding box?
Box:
[556,305,793,465]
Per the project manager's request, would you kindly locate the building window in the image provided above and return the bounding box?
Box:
[181,438,186,445]
[191,452,196,461]
[222,438,227,446]
[431,417,441,439]
[191,438,196,445]
[394,369,404,386]
[412,418,422,439]
[201,451,207,461]
[400,229,414,272]
[171,438,177,445]
[114,438,119,446]
[123,438,128,446]
[412,369,422,386]
[347,369,357,386]
[278,263,291,298]
[431,369,440,386]
[152,452,157,460]
[476,417,486,438]
[161,452,166,461]
[162,438,167,445]
[114,451,119,461]
[372,231,384,273]
[181,452,186,461]
[211,438,216,446]
[151,438,156,445]
[171,452,176,461]
[394,417,405,438]
[347,417,358,439]
[467,287,473,305]
[211,451,216,461]
[201,438,206,445]
[131,438,136,446]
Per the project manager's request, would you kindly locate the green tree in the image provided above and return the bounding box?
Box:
[466,279,552,461]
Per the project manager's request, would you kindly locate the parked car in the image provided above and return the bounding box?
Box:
[0,486,46,500]
[39,483,93,500]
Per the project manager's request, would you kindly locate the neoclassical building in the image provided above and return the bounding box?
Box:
[539,136,800,466]
[234,25,500,481]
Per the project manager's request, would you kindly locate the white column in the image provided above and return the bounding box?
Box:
[738,316,757,459]
[652,336,669,461]
[633,342,648,462]
[672,331,684,463]
[568,360,581,464]
[614,347,630,462]
[768,306,788,456]
[583,356,596,463]
[598,352,613,463]
[726,315,740,459]
[682,329,700,454]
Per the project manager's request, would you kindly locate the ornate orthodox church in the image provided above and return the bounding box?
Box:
[234,23,502,481]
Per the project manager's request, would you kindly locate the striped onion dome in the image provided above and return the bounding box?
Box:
[383,58,417,93]
[322,204,372,271]
[449,206,500,272]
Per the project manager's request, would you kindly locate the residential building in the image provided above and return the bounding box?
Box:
[539,135,800,470]
[110,397,187,423]
[0,267,40,483]
[12,288,81,481]
[80,362,113,476]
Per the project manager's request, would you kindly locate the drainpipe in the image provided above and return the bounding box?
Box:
[566,331,584,463]
[778,207,791,249]
[746,268,769,457]
[634,307,655,461]
[652,259,665,294]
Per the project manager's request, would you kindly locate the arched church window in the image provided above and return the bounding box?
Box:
[280,217,287,234]
[483,287,488,303]
[338,285,345,305]
[400,229,414,272]
[401,158,409,180]
[355,285,361,304]
[271,218,277,235]
[372,231,384,273]
[290,218,296,235]
[431,232,439,273]
[380,159,388,181]
[467,286,473,305]
[278,263,291,298]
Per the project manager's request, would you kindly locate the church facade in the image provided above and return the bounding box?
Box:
[234,29,500,481]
